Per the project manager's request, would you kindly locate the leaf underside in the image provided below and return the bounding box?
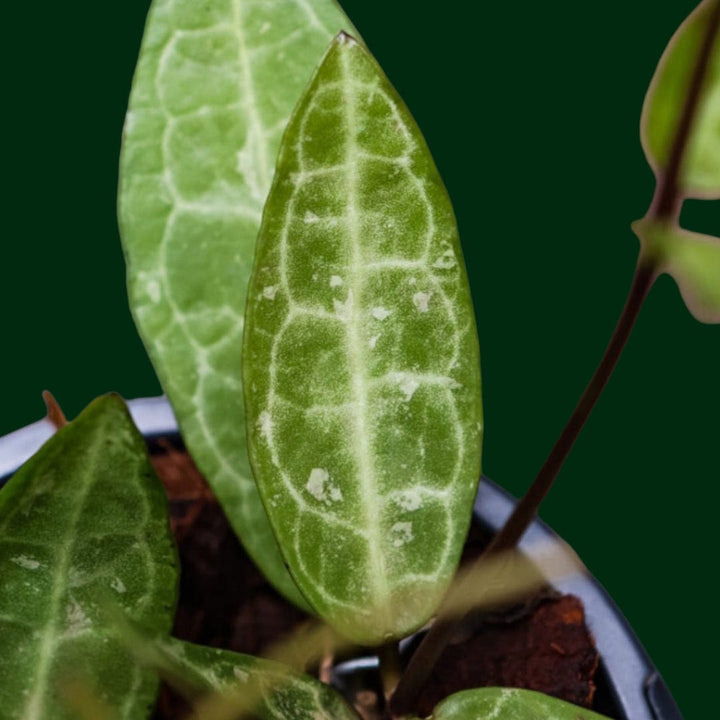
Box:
[0,395,178,720]
[243,34,483,644]
[634,217,720,323]
[127,631,361,720]
[641,0,720,197]
[430,687,611,720]
[119,0,357,608]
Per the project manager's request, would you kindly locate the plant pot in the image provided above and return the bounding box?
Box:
[0,396,682,720]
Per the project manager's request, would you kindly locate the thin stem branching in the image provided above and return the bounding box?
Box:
[390,4,720,714]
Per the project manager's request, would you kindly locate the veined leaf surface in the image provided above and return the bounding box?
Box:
[125,631,361,720]
[118,0,357,608]
[430,688,611,720]
[243,34,483,644]
[641,0,720,197]
[634,217,720,323]
[0,395,178,719]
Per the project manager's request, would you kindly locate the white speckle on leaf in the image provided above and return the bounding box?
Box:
[329,275,343,287]
[334,290,353,322]
[372,306,391,321]
[312,272,319,282]
[10,555,40,570]
[65,599,91,635]
[396,490,422,511]
[400,378,420,402]
[259,21,271,34]
[369,334,380,349]
[233,667,249,682]
[146,279,161,303]
[433,248,457,269]
[306,468,329,500]
[258,411,272,439]
[262,285,278,300]
[412,292,431,312]
[306,468,343,504]
[304,210,320,224]
[409,276,417,285]
[391,522,414,547]
[111,577,126,594]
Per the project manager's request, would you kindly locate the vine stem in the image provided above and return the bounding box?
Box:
[650,0,720,221]
[390,258,657,716]
[391,3,720,714]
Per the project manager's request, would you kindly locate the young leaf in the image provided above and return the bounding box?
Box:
[430,687,611,720]
[0,395,178,719]
[243,34,483,644]
[641,0,720,197]
[634,217,720,323]
[118,0,358,609]
[123,630,361,720]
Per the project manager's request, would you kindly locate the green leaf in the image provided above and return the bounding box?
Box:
[118,0,358,611]
[430,688,611,720]
[0,395,178,719]
[634,217,720,323]
[124,630,361,720]
[243,34,483,644]
[641,0,720,197]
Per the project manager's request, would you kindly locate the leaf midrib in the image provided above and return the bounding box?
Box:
[340,46,389,613]
[21,416,109,720]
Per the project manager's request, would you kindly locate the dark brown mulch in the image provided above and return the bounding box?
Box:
[150,440,599,719]
[413,594,599,717]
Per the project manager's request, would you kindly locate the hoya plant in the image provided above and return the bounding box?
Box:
[1,0,717,719]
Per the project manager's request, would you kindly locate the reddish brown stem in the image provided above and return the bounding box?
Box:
[485,259,656,555]
[391,7,720,714]
[391,259,656,716]
[650,0,720,221]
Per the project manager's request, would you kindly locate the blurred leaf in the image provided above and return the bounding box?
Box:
[430,687,611,720]
[438,541,584,622]
[0,395,178,719]
[243,33,483,645]
[634,217,720,322]
[641,0,720,197]
[119,0,358,609]
[123,628,361,720]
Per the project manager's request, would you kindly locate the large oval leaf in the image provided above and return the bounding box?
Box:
[641,0,720,198]
[0,395,178,719]
[124,630,361,720]
[243,34,483,644]
[430,688,611,720]
[119,0,358,609]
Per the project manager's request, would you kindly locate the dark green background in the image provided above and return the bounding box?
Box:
[3,1,718,715]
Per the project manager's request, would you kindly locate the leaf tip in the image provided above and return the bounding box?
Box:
[335,30,360,47]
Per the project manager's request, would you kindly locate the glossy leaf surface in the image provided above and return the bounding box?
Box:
[641,0,720,197]
[0,395,178,719]
[119,0,357,608]
[243,34,483,644]
[430,688,611,720]
[634,217,720,323]
[126,631,361,720]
